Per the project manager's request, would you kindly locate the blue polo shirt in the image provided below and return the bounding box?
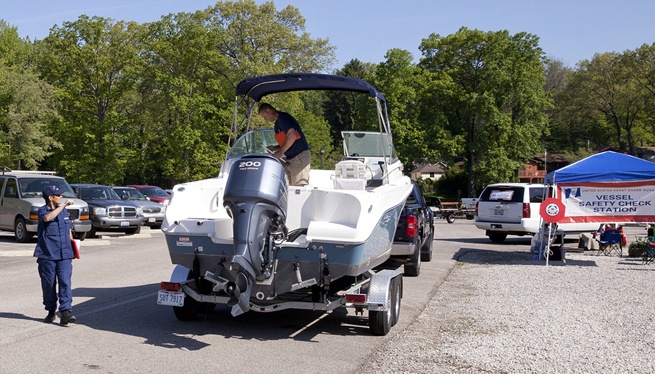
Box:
[33,205,73,260]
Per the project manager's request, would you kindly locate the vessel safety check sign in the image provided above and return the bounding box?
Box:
[555,181,655,223]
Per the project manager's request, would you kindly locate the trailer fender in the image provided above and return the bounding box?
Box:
[170,264,192,283]
[367,269,402,312]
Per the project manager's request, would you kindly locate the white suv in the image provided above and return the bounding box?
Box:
[474,183,546,243]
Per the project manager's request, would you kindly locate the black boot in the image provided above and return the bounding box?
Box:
[44,310,56,323]
[60,310,76,325]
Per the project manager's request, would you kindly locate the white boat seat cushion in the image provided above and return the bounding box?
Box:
[333,160,368,190]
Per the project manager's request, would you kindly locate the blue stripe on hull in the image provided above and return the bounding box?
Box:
[164,201,403,284]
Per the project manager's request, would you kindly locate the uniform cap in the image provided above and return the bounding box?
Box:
[43,185,63,198]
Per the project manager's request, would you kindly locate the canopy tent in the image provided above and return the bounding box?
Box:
[545,151,655,184]
[544,151,655,225]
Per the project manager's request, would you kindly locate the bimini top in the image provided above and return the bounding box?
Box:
[235,73,385,102]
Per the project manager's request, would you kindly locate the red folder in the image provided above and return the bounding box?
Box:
[71,238,80,259]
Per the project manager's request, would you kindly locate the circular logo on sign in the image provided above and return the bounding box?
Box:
[540,198,565,223]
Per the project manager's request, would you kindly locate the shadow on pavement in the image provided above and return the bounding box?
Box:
[0,283,377,350]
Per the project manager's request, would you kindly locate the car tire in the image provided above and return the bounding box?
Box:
[14,217,33,243]
[403,242,421,277]
[446,214,455,224]
[125,226,141,235]
[73,231,87,241]
[488,232,508,243]
[420,230,433,262]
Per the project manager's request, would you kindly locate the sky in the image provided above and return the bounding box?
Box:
[3,0,655,69]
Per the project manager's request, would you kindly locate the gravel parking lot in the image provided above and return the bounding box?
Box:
[360,223,655,373]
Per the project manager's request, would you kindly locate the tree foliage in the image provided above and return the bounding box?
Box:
[2,2,655,192]
[419,28,550,196]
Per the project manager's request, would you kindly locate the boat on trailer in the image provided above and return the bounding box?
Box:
[157,73,413,335]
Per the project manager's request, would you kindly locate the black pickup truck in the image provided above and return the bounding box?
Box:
[389,182,434,276]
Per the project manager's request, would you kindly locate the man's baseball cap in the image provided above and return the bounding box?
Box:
[42,185,63,198]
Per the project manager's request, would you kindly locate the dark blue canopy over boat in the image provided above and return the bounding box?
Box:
[236,73,386,102]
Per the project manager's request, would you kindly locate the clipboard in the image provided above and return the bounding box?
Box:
[71,238,80,259]
[274,130,301,147]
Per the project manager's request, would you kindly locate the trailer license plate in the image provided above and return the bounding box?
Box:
[494,208,504,216]
[157,290,184,307]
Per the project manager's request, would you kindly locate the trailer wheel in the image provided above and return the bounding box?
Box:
[173,294,200,321]
[446,214,455,224]
[173,272,200,321]
[369,275,402,335]
[390,276,402,326]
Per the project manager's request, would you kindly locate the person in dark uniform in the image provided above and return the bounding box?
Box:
[258,103,311,186]
[34,185,76,325]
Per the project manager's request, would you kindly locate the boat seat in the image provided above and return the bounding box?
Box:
[333,160,368,190]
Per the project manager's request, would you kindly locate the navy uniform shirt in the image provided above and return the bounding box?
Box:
[275,111,310,160]
[33,205,73,260]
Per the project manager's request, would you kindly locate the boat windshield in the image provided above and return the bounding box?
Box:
[228,129,278,158]
[342,132,397,159]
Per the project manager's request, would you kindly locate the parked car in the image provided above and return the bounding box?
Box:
[129,185,171,204]
[474,183,546,243]
[389,182,434,276]
[0,170,91,242]
[112,186,165,229]
[71,184,144,237]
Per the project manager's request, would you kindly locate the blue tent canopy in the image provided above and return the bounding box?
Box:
[545,151,655,184]
[235,73,386,102]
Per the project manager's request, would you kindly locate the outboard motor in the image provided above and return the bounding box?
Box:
[222,154,288,316]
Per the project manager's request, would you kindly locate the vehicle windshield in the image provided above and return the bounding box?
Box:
[114,188,147,201]
[139,187,168,197]
[19,178,77,199]
[79,186,122,200]
[228,129,278,158]
[342,131,397,159]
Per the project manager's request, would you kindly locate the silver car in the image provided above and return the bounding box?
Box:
[112,186,166,229]
[0,171,92,242]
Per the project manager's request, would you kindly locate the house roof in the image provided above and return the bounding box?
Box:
[412,164,444,173]
[530,153,571,164]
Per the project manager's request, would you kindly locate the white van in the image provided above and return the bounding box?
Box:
[0,171,91,242]
[474,183,546,243]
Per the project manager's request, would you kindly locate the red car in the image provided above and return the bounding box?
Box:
[128,185,171,204]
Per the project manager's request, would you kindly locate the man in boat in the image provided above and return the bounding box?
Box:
[258,103,311,186]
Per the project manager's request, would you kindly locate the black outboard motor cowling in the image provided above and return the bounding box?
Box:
[222,154,288,315]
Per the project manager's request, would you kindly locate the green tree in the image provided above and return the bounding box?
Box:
[625,43,655,144]
[573,52,646,154]
[322,59,376,148]
[371,48,442,170]
[35,15,143,184]
[134,10,233,185]
[0,21,58,170]
[206,0,335,78]
[135,1,336,185]
[0,66,61,169]
[0,20,31,68]
[419,27,550,196]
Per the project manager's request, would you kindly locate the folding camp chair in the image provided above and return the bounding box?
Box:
[597,229,623,257]
[643,241,655,265]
